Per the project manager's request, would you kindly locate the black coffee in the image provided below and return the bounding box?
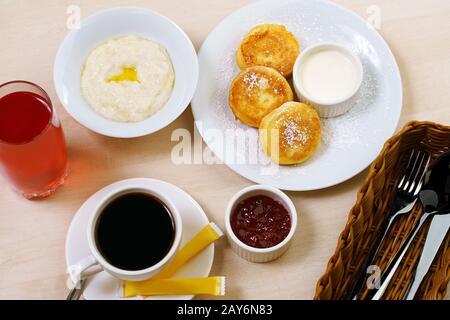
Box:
[95,192,175,271]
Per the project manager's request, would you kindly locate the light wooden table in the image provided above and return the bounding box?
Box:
[0,0,449,300]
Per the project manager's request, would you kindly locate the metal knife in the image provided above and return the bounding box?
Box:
[404,213,450,300]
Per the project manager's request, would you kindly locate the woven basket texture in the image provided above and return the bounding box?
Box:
[314,121,450,300]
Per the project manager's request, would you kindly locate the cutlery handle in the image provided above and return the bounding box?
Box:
[66,279,86,300]
[405,214,450,300]
[350,201,417,299]
[372,212,430,300]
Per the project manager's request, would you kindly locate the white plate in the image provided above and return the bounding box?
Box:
[65,178,214,300]
[191,0,402,191]
[54,7,198,138]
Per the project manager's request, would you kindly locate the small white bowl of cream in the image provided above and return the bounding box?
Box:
[293,43,363,118]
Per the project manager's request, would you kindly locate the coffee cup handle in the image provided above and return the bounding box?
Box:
[70,255,103,283]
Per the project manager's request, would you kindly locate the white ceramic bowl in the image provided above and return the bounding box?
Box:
[293,43,363,118]
[54,7,198,138]
[225,185,297,263]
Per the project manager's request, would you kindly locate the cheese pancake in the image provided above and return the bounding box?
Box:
[237,24,300,77]
[259,102,321,165]
[229,66,293,128]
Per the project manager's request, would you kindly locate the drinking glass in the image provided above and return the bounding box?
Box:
[0,81,68,199]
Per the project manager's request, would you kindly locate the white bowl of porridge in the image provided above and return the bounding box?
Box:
[54,7,198,138]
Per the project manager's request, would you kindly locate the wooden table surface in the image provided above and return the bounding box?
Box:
[0,0,449,300]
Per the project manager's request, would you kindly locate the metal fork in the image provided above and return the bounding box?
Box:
[350,149,431,299]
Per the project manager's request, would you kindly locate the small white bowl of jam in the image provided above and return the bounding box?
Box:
[225,185,297,263]
[293,43,363,118]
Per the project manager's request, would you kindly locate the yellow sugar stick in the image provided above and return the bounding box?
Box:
[123,277,225,297]
[123,222,224,297]
[153,222,223,280]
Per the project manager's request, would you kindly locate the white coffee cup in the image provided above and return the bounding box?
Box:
[70,185,182,282]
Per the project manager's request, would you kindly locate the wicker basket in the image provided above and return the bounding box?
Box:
[314,121,450,300]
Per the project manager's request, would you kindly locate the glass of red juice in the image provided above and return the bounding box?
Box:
[0,81,68,199]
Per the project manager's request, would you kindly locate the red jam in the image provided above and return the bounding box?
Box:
[230,195,291,249]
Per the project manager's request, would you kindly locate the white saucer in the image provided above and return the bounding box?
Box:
[65,178,214,300]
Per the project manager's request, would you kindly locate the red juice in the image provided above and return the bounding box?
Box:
[0,82,67,199]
